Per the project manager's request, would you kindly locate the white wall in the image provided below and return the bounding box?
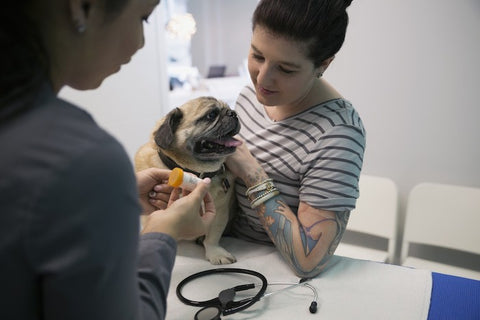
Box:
[326,0,480,227]
[188,0,259,77]
[59,6,170,162]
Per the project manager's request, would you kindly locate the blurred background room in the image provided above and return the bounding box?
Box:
[60,0,480,276]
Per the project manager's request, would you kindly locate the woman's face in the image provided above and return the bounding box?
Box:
[247,25,320,108]
[65,0,159,90]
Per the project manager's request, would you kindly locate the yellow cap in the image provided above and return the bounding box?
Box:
[168,167,184,188]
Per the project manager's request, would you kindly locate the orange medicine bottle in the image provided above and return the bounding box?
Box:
[168,167,203,190]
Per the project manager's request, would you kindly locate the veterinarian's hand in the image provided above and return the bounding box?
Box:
[148,184,174,211]
[147,175,212,211]
[136,168,173,214]
[141,179,216,241]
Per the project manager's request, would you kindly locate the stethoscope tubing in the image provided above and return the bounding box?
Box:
[176,267,268,315]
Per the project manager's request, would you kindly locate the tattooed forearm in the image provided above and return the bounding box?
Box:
[258,196,350,278]
[243,167,269,187]
[304,210,350,274]
[261,198,302,274]
[299,217,337,256]
[327,210,350,255]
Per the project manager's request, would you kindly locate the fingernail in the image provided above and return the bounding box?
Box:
[149,191,156,197]
[202,177,211,184]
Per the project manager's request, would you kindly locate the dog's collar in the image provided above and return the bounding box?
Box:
[157,150,225,179]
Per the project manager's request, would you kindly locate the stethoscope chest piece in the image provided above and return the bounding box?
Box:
[195,306,222,320]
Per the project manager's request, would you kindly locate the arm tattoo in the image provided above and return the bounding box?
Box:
[299,218,337,256]
[260,198,300,273]
[243,167,269,187]
[244,167,351,276]
[328,210,350,255]
[259,196,350,277]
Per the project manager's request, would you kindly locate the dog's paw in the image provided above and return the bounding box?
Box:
[205,245,237,265]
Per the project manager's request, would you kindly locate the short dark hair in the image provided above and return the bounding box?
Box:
[0,0,130,122]
[252,0,353,67]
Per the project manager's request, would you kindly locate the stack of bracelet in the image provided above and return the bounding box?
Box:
[245,178,280,208]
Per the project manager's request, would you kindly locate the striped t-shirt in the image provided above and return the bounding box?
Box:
[230,85,366,244]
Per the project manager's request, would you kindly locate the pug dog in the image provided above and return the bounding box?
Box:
[134,96,241,264]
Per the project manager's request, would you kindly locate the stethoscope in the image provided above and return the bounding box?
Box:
[176,268,318,320]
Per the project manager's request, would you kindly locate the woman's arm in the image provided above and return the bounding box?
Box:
[227,143,349,278]
[241,165,348,278]
[263,196,348,277]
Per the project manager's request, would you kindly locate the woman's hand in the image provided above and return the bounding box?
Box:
[225,137,262,181]
[141,179,216,241]
[136,168,174,214]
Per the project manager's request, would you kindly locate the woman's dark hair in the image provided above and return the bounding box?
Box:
[252,0,353,67]
[0,0,129,122]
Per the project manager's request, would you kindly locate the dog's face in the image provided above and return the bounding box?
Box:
[153,96,241,171]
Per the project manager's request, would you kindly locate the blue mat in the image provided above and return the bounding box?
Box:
[428,272,480,320]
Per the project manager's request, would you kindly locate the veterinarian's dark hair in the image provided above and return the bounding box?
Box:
[0,0,130,123]
[252,0,352,67]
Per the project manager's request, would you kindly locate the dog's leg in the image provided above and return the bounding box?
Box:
[203,209,236,265]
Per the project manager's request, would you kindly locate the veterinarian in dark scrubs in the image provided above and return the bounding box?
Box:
[226,0,366,278]
[0,1,215,319]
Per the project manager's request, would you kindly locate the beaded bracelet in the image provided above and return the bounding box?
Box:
[246,178,280,208]
[245,178,274,196]
[250,189,280,208]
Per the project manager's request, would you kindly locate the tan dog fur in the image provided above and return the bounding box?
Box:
[134,96,240,264]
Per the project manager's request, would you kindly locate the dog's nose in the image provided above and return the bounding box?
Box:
[227,110,237,118]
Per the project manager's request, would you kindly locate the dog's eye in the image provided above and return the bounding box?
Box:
[206,109,219,121]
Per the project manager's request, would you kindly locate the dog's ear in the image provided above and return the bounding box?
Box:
[154,108,183,149]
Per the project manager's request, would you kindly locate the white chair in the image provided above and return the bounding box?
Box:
[335,174,399,264]
[401,182,480,280]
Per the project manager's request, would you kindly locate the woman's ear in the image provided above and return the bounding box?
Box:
[68,0,93,33]
[316,55,335,77]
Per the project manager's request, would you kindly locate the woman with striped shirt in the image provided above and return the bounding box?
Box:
[226,0,366,278]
